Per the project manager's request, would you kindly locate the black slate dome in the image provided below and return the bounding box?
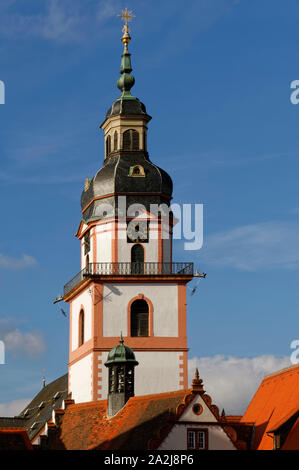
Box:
[81,152,173,219]
[105,97,148,119]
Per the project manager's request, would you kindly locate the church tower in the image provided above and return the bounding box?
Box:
[63,11,193,404]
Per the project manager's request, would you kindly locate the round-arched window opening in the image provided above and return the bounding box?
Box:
[130,299,149,337]
[192,403,203,416]
[79,309,84,347]
[123,129,139,150]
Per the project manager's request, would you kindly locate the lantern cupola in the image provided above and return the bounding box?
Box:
[105,334,139,417]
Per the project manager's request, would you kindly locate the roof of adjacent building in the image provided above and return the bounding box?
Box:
[46,389,187,450]
[281,417,299,450]
[42,379,252,451]
[0,373,68,443]
[241,363,299,450]
[0,429,33,450]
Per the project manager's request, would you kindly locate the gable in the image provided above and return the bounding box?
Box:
[179,394,218,423]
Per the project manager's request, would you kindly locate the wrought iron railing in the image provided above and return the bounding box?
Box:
[64,262,193,296]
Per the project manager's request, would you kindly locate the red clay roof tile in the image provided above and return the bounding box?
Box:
[281,417,299,450]
[241,363,299,450]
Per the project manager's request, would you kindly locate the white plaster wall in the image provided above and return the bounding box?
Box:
[100,353,108,400]
[99,350,182,398]
[71,289,92,351]
[96,223,112,263]
[159,424,236,451]
[69,353,92,403]
[102,283,178,337]
[135,351,182,396]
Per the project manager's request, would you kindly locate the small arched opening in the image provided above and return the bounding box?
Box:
[123,129,139,151]
[130,299,149,337]
[79,309,84,347]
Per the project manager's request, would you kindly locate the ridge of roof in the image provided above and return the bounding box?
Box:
[66,390,189,415]
[262,362,299,382]
[67,400,107,411]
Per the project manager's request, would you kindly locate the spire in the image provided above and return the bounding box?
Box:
[120,331,124,345]
[117,8,136,99]
[191,368,205,394]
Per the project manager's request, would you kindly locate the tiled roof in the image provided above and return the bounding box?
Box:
[0,373,68,442]
[225,415,243,423]
[281,417,299,450]
[43,385,252,451]
[47,389,187,450]
[0,417,27,428]
[241,363,299,450]
[0,429,33,450]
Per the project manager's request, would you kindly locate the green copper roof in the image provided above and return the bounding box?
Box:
[117,50,135,99]
[104,334,139,366]
[116,24,136,100]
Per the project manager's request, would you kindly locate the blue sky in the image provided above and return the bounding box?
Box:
[0,0,299,414]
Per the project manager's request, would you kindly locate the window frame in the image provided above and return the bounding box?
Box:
[187,428,208,450]
[130,298,149,337]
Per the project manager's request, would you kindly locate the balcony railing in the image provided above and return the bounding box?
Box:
[64,262,193,297]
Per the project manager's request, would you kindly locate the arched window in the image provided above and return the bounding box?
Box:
[130,299,149,337]
[131,244,144,274]
[79,309,84,346]
[106,135,111,158]
[113,131,118,151]
[123,129,139,151]
[143,131,147,151]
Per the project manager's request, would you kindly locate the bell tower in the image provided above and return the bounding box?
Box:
[63,11,194,404]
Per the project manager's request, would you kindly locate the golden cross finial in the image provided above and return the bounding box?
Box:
[118,8,135,34]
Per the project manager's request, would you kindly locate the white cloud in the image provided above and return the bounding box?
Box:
[3,329,46,357]
[201,221,299,271]
[188,355,291,414]
[0,319,46,359]
[0,0,121,43]
[0,253,37,270]
[0,398,31,417]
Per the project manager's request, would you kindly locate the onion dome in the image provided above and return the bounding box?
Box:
[80,9,173,222]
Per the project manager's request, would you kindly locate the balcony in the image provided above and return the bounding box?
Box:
[64,262,194,297]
